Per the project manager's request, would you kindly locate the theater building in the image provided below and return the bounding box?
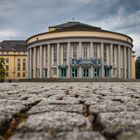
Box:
[27,21,134,79]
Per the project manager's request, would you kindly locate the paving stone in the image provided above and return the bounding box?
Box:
[0,82,140,140]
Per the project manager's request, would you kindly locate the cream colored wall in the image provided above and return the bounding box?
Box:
[132,55,136,79]
[27,31,132,45]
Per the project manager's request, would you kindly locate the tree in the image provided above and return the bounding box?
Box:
[136,56,140,79]
[0,57,5,81]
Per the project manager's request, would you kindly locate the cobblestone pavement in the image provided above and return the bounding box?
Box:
[0,82,140,140]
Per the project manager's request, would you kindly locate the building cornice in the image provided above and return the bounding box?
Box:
[26,30,133,44]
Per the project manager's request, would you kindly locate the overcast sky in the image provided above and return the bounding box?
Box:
[0,0,140,56]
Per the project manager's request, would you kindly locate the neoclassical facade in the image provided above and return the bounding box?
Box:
[27,21,133,79]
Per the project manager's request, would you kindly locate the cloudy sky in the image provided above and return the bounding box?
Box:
[0,0,140,56]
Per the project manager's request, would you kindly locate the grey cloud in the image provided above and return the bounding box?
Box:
[0,0,140,56]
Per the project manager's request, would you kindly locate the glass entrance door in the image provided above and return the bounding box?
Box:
[44,69,47,78]
[60,68,67,78]
[105,69,110,77]
[94,68,100,78]
[72,68,78,78]
[83,68,89,77]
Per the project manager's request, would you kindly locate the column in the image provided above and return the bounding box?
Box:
[28,49,30,78]
[33,47,37,78]
[43,46,47,78]
[79,42,82,78]
[29,48,32,79]
[124,46,127,79]
[117,45,121,78]
[47,44,51,78]
[67,42,70,78]
[40,45,43,78]
[130,48,132,79]
[90,42,93,78]
[110,44,113,78]
[128,47,131,79]
[57,43,60,78]
[101,43,104,78]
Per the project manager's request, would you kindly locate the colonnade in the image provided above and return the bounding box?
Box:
[28,41,132,79]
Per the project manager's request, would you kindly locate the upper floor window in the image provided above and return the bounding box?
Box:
[23,72,26,77]
[17,72,20,77]
[53,44,57,66]
[46,47,48,65]
[104,45,107,64]
[72,43,78,59]
[63,44,67,64]
[83,43,89,59]
[17,58,20,71]
[23,58,26,71]
[94,44,98,59]
[113,45,115,65]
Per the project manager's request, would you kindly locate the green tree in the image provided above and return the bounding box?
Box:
[0,57,5,81]
[136,56,140,79]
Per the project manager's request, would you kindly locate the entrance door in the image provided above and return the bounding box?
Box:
[105,69,110,77]
[44,69,47,78]
[72,68,78,78]
[60,68,67,77]
[83,68,89,77]
[94,68,100,78]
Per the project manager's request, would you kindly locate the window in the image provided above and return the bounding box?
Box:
[6,65,8,71]
[84,45,87,59]
[17,72,20,77]
[113,46,115,65]
[18,52,20,55]
[23,58,26,71]
[83,43,89,59]
[63,44,67,64]
[104,45,107,64]
[23,73,26,77]
[17,58,20,71]
[6,58,9,63]
[53,44,57,66]
[60,68,67,77]
[46,47,48,65]
[72,43,78,59]
[5,72,9,77]
[94,44,98,59]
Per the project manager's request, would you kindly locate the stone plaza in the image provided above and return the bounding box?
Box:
[0,82,140,140]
